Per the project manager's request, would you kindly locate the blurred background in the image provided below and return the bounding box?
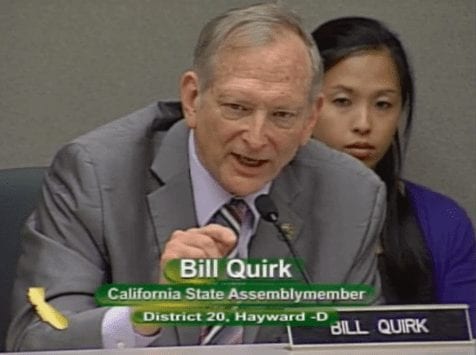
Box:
[1,0,474,222]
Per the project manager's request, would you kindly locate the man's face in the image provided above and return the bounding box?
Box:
[181,32,318,196]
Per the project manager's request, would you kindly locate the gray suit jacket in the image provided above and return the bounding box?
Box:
[7,102,386,351]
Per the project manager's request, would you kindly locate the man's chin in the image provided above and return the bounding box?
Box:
[221,178,268,197]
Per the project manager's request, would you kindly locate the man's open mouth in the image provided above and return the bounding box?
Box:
[233,153,267,167]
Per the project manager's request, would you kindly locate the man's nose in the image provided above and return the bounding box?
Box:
[352,105,372,135]
[243,112,268,150]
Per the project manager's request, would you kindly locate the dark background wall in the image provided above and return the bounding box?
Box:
[1,0,475,223]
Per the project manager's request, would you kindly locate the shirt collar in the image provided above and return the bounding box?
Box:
[188,131,270,228]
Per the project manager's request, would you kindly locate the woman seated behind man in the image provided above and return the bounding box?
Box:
[311,17,476,332]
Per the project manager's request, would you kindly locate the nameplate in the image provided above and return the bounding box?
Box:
[288,304,473,346]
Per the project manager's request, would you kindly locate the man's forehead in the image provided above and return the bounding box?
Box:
[211,34,312,82]
[212,58,309,85]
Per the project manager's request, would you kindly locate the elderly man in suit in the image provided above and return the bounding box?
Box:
[7,3,385,351]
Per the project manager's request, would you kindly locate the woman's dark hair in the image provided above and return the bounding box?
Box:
[312,17,435,303]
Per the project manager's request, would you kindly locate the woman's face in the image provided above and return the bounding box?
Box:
[313,49,402,169]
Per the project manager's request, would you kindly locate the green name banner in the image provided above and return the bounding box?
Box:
[94,259,375,327]
[96,282,374,307]
[132,306,338,326]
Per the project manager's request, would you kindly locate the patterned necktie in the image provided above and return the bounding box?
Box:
[200,198,249,345]
[212,198,250,258]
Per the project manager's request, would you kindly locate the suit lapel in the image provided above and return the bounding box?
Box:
[147,120,197,250]
[147,120,201,344]
[245,163,304,344]
[249,162,304,258]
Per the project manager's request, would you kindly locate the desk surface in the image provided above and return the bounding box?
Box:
[5,341,476,355]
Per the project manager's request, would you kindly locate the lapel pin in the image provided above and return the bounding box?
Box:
[279,223,295,240]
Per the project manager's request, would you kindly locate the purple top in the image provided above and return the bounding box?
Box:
[406,181,476,334]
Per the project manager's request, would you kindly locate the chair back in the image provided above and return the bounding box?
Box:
[0,167,45,351]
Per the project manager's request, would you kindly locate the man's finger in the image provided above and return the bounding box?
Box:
[194,224,237,255]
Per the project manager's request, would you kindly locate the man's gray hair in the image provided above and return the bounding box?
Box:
[193,2,322,101]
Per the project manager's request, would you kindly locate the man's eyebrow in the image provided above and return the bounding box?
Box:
[215,91,248,100]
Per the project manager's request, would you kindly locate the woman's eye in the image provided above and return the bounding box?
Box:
[376,101,392,110]
[332,97,351,107]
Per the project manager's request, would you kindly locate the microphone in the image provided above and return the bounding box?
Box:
[255,194,312,285]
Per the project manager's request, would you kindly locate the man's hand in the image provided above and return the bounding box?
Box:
[161,224,237,268]
[133,224,236,336]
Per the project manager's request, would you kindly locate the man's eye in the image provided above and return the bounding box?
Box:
[271,111,297,128]
[273,111,295,119]
[332,97,351,107]
[224,103,247,111]
[220,103,250,120]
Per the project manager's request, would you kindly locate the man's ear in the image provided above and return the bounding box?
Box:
[180,71,200,129]
[300,94,323,145]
